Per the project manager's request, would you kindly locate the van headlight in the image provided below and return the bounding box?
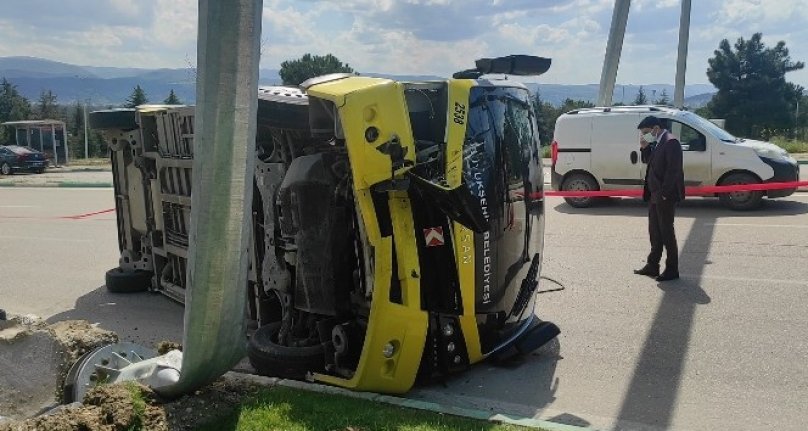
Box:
[754,147,791,162]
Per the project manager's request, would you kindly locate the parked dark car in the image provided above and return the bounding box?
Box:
[0,145,49,175]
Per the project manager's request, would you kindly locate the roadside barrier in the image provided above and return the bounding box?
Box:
[536,180,808,198]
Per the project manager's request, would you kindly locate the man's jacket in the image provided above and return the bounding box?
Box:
[641,130,685,203]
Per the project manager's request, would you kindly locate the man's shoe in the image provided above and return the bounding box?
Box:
[656,271,680,282]
[633,265,660,277]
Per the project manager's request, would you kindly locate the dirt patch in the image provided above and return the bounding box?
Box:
[49,321,118,363]
[162,378,256,430]
[0,318,67,420]
[0,383,167,431]
[1,317,254,430]
[0,378,256,431]
[156,341,183,355]
[0,317,121,421]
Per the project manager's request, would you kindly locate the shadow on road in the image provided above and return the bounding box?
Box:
[554,197,808,218]
[614,208,715,429]
[47,286,184,349]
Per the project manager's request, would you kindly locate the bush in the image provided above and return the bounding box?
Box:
[770,136,808,153]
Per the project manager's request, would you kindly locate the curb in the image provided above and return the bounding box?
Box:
[47,168,112,173]
[0,182,113,188]
[225,372,591,431]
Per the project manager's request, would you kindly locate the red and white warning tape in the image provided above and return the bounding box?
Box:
[533,180,808,198]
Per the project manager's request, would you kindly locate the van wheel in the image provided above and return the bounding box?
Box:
[718,172,763,211]
[562,173,599,208]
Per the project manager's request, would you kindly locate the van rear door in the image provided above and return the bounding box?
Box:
[590,114,644,190]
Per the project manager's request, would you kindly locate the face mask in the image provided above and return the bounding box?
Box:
[642,132,656,143]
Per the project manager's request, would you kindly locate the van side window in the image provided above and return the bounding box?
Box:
[671,121,706,152]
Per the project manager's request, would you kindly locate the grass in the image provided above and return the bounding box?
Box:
[196,386,539,431]
[68,157,111,167]
[770,136,808,154]
[124,382,147,431]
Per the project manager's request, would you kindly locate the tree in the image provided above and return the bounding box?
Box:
[707,33,804,139]
[633,86,648,105]
[655,89,670,105]
[124,85,148,108]
[532,96,594,146]
[35,90,59,119]
[279,53,354,86]
[164,89,182,105]
[0,78,33,144]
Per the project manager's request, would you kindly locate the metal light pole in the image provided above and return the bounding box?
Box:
[159,0,263,397]
[83,101,89,158]
[51,124,58,167]
[597,0,631,106]
[673,0,692,109]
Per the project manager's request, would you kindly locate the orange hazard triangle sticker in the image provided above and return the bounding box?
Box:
[424,227,445,247]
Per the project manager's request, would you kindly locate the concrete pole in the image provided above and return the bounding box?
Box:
[63,122,69,165]
[51,124,58,167]
[158,0,263,397]
[673,0,691,109]
[83,102,89,158]
[597,0,631,106]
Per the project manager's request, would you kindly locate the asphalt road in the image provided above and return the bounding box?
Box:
[0,188,183,347]
[2,188,808,430]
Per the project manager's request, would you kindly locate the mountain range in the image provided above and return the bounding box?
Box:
[0,56,716,108]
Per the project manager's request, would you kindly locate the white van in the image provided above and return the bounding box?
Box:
[550,106,800,210]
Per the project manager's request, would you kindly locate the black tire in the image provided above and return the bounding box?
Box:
[1,162,11,176]
[718,172,763,211]
[257,86,310,131]
[562,173,599,208]
[248,321,326,380]
[105,268,151,293]
[89,110,138,131]
[34,168,45,174]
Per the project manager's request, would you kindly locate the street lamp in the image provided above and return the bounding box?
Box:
[83,100,89,158]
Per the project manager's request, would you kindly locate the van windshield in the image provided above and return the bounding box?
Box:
[679,111,736,142]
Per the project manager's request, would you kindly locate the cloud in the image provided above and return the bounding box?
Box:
[0,0,805,87]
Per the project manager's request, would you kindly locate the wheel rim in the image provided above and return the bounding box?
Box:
[565,179,592,202]
[726,181,754,203]
[1,164,9,175]
[64,342,156,403]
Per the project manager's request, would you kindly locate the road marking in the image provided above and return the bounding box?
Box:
[708,223,808,228]
[682,274,808,285]
[0,235,93,243]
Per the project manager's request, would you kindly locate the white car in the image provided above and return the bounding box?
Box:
[550,106,800,210]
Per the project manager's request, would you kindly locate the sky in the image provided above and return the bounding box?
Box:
[0,0,806,87]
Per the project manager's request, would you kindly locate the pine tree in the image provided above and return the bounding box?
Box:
[164,89,182,105]
[633,86,648,105]
[0,78,33,144]
[124,85,148,108]
[656,89,671,105]
[36,90,59,119]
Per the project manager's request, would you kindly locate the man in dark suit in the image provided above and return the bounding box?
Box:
[633,116,685,281]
